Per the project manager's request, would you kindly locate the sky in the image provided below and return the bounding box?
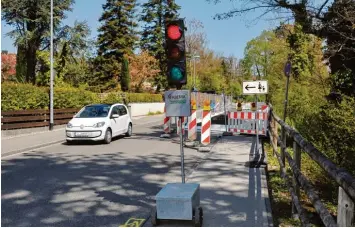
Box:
[1,0,279,59]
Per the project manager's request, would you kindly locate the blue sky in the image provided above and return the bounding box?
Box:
[1,0,278,59]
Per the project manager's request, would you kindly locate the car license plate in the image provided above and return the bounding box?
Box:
[75,132,89,137]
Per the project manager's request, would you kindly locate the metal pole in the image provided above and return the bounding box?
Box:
[223,92,228,132]
[255,95,259,156]
[193,57,196,88]
[49,0,54,131]
[180,117,185,183]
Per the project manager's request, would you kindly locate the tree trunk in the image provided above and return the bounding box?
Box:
[16,45,27,82]
[26,43,38,84]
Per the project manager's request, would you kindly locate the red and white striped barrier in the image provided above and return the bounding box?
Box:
[177,117,186,135]
[163,106,170,134]
[188,109,197,140]
[201,110,211,145]
[228,109,269,135]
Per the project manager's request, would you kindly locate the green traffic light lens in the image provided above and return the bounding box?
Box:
[170,67,183,80]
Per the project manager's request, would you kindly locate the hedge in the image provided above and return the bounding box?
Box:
[1,83,163,111]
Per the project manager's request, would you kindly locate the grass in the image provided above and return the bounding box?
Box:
[147,110,163,116]
[265,143,338,227]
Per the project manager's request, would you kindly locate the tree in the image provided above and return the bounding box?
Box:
[208,0,355,97]
[185,19,207,56]
[1,52,17,81]
[120,57,130,92]
[140,0,180,92]
[55,20,92,80]
[95,0,138,91]
[323,0,355,97]
[126,51,160,92]
[2,0,74,84]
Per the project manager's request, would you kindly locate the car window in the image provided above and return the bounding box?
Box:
[76,104,111,118]
[111,106,119,116]
[118,105,127,116]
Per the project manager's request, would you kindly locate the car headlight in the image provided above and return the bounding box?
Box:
[67,123,73,128]
[93,122,105,128]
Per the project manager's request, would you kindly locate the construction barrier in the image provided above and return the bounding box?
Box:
[188,109,197,140]
[163,106,170,134]
[177,117,187,135]
[227,108,269,136]
[201,110,211,145]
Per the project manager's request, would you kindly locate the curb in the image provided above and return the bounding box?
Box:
[2,139,66,158]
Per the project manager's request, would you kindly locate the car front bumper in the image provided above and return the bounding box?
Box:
[66,129,104,141]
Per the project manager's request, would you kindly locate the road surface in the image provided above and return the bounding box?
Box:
[1,119,207,227]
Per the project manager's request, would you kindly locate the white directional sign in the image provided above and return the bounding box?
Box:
[243,80,268,95]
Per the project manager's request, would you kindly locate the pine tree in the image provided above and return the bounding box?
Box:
[140,0,180,92]
[120,57,130,91]
[94,0,138,91]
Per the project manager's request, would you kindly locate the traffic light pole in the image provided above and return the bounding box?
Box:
[179,116,185,183]
[255,94,259,157]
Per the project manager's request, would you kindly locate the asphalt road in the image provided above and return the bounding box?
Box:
[1,120,207,227]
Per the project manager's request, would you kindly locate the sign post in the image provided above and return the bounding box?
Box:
[242,80,269,165]
[165,90,191,183]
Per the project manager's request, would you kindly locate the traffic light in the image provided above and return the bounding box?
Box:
[251,102,257,111]
[165,19,187,88]
[237,101,242,111]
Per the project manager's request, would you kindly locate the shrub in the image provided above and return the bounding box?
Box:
[101,93,123,104]
[1,82,49,111]
[126,92,162,103]
[54,86,100,109]
[1,82,163,111]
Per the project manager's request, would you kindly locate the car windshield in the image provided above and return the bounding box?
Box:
[75,105,111,118]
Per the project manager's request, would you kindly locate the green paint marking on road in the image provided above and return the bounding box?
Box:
[119,218,145,227]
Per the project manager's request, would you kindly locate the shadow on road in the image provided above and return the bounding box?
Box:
[2,127,270,227]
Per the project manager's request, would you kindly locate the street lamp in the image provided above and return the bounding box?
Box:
[49,0,54,130]
[192,55,200,90]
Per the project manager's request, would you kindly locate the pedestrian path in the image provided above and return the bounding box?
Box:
[146,135,273,227]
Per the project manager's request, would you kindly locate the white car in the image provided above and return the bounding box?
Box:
[66,103,132,144]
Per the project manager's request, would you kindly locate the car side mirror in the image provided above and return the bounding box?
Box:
[112,114,119,119]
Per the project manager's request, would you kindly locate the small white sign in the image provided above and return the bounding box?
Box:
[243,80,268,95]
[165,90,191,117]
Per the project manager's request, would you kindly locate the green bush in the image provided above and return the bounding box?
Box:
[1,82,163,111]
[126,93,162,103]
[54,86,100,109]
[101,93,123,104]
[1,83,49,111]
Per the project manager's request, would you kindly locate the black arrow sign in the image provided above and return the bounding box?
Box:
[245,85,256,91]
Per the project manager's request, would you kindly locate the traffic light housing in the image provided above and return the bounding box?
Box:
[251,102,257,111]
[165,19,187,88]
[237,101,242,111]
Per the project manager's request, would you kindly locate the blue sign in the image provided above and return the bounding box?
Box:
[284,61,291,77]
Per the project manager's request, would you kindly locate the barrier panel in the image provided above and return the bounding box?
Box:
[228,108,269,136]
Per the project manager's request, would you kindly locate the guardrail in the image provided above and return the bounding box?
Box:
[1,108,79,130]
[268,105,355,226]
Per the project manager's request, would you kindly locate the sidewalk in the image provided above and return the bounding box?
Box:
[1,115,163,157]
[148,135,273,227]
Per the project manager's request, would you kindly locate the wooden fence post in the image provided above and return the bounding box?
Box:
[272,116,278,157]
[292,141,301,218]
[337,187,354,227]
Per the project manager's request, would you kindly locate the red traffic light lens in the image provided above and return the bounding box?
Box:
[167,24,182,40]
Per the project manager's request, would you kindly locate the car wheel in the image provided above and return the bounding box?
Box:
[125,123,132,137]
[104,128,112,144]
